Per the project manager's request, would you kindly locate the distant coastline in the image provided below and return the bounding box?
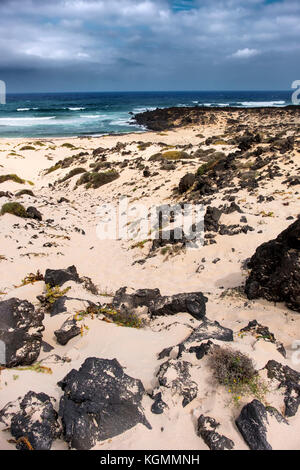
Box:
[0,90,294,138]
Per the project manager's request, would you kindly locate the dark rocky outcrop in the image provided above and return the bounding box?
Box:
[245,219,300,312]
[54,316,81,345]
[178,173,195,193]
[264,360,300,417]
[240,320,286,358]
[204,206,222,232]
[158,320,232,360]
[0,298,44,367]
[112,287,207,321]
[49,296,97,317]
[0,391,60,450]
[26,206,42,221]
[236,399,287,450]
[44,265,80,287]
[58,357,151,450]
[133,105,300,132]
[156,359,198,407]
[151,392,168,415]
[197,414,234,450]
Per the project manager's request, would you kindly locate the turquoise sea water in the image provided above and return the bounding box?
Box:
[0,90,292,138]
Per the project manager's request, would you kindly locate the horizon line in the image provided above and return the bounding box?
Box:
[5,89,291,95]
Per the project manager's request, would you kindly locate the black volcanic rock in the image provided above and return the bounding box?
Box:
[178,173,195,193]
[58,357,151,450]
[0,298,44,367]
[112,287,207,321]
[236,399,287,450]
[0,391,60,450]
[245,219,300,312]
[156,359,198,407]
[264,360,300,417]
[26,206,42,221]
[197,414,234,450]
[44,265,80,287]
[54,316,81,345]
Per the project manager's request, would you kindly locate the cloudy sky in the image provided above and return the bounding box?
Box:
[0,0,299,92]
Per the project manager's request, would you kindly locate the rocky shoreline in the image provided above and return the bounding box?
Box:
[133,104,300,131]
[0,106,299,450]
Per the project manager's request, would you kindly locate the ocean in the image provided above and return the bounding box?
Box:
[0,90,293,138]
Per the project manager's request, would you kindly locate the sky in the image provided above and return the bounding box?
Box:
[0,0,299,92]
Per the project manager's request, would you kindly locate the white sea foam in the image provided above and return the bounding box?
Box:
[68,107,85,111]
[17,107,38,111]
[132,106,156,113]
[0,116,56,126]
[238,101,286,107]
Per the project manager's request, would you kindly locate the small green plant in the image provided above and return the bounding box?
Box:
[131,239,150,249]
[15,189,35,197]
[161,246,171,256]
[19,145,35,151]
[137,142,152,151]
[197,154,224,176]
[14,362,52,374]
[0,174,25,184]
[44,283,71,307]
[16,270,44,287]
[161,150,189,160]
[101,307,143,329]
[75,304,143,329]
[76,170,119,189]
[59,167,86,183]
[61,142,76,149]
[1,202,27,218]
[45,163,61,174]
[208,347,268,405]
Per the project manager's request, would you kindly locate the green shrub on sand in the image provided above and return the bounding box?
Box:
[0,174,25,185]
[59,167,86,183]
[76,170,119,189]
[161,151,190,160]
[19,145,35,151]
[15,189,35,197]
[1,202,28,218]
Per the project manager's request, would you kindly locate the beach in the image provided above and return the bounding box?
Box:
[0,106,299,450]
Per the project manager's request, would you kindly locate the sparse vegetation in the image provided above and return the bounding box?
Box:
[76,169,119,189]
[19,145,35,151]
[196,154,224,176]
[61,142,76,149]
[0,174,25,184]
[45,163,61,174]
[1,202,27,218]
[44,283,71,308]
[17,270,44,287]
[208,347,268,405]
[161,150,189,160]
[75,305,144,329]
[100,307,144,328]
[131,239,150,249]
[59,167,86,183]
[15,189,35,197]
[137,142,152,151]
[14,362,52,374]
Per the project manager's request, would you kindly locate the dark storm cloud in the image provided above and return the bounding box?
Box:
[0,0,299,91]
